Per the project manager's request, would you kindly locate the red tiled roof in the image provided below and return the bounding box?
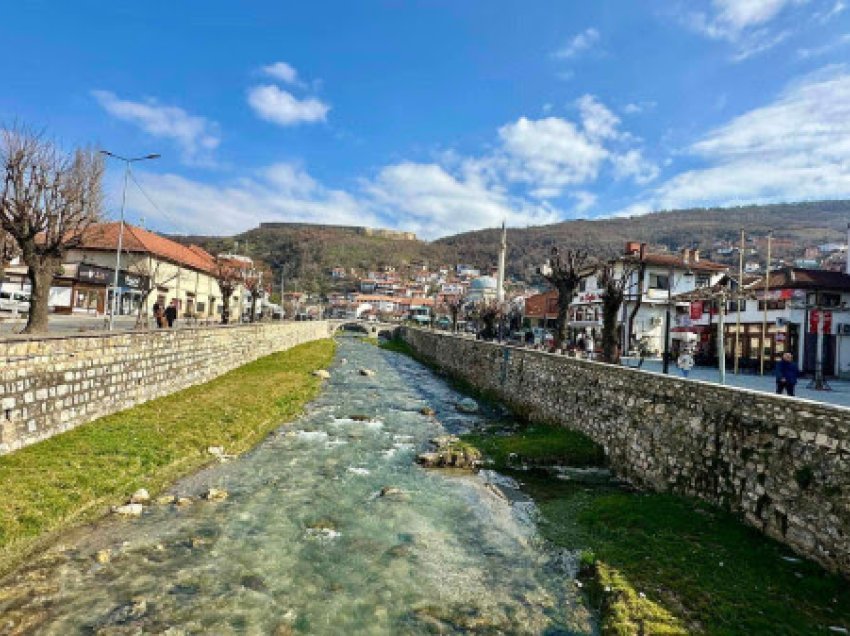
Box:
[78,223,216,273]
[761,268,850,291]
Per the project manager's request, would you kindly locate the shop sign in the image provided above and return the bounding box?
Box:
[809,310,833,334]
[77,264,112,285]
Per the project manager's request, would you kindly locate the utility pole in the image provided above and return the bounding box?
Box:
[663,264,673,374]
[280,268,286,320]
[759,233,772,375]
[717,288,727,385]
[733,228,744,374]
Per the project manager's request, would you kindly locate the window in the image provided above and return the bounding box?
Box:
[758,300,786,311]
[649,273,669,290]
[695,275,710,288]
[820,293,841,308]
[727,300,747,312]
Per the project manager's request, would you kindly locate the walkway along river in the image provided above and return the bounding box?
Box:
[0,336,596,635]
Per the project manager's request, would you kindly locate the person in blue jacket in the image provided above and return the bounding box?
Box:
[775,352,799,396]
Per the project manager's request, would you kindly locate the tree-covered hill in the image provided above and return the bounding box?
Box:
[175,200,850,291]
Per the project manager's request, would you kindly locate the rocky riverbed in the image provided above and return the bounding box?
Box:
[0,336,595,635]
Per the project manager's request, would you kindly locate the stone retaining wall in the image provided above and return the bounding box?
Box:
[0,321,333,454]
[401,327,850,577]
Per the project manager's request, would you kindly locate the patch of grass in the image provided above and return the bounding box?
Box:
[462,424,605,469]
[378,337,416,356]
[0,339,335,577]
[524,476,850,635]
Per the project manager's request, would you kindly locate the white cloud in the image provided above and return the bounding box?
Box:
[577,94,621,140]
[611,149,660,185]
[553,28,600,59]
[681,0,811,60]
[91,90,220,165]
[621,68,850,213]
[365,162,560,238]
[498,117,608,197]
[493,95,657,198]
[572,191,597,214]
[797,33,850,58]
[623,101,657,115]
[261,61,300,85]
[247,85,330,126]
[131,163,375,236]
[813,0,846,22]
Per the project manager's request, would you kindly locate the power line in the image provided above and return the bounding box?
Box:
[127,169,193,236]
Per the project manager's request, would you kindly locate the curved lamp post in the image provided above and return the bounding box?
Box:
[99,151,160,330]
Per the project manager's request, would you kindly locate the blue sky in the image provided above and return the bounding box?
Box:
[1,0,849,239]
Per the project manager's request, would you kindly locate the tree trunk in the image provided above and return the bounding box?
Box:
[23,259,57,334]
[601,296,622,364]
[554,284,573,349]
[221,298,230,325]
[627,264,646,350]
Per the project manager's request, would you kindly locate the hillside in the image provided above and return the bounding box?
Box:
[438,200,850,279]
[177,225,454,294]
[176,200,850,291]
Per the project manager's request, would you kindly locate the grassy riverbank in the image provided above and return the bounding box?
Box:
[0,339,335,577]
[460,427,850,635]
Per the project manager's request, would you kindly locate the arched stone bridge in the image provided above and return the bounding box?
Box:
[330,320,399,340]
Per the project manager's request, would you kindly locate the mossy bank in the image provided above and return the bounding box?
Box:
[0,339,335,578]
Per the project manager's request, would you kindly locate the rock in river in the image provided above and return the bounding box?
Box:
[359,368,376,377]
[313,369,331,379]
[113,503,144,517]
[203,488,228,502]
[129,488,151,504]
[456,398,479,414]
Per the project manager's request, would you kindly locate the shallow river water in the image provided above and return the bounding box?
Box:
[0,336,595,635]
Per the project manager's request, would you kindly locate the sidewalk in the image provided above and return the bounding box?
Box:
[626,357,850,409]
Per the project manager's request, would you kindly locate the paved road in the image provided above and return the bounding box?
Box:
[0,314,222,337]
[624,357,850,409]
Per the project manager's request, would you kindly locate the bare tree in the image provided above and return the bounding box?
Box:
[0,127,103,333]
[625,249,648,351]
[243,262,272,322]
[445,295,463,333]
[540,247,595,348]
[0,228,16,282]
[598,263,638,364]
[213,257,243,324]
[474,299,503,340]
[129,258,178,328]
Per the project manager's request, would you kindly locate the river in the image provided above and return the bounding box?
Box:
[0,336,595,635]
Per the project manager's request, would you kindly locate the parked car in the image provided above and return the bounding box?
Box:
[0,289,30,314]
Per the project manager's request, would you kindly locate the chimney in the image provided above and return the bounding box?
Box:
[681,248,691,265]
[625,241,641,256]
[692,249,700,262]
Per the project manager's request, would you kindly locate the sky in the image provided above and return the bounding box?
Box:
[1,0,849,240]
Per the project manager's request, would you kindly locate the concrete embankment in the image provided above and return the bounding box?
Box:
[400,327,850,577]
[0,321,334,454]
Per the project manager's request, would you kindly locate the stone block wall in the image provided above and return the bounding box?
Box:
[0,321,333,454]
[401,328,850,577]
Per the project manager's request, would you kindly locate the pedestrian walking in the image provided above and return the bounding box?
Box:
[775,352,799,396]
[677,348,695,378]
[164,301,178,329]
[152,302,164,329]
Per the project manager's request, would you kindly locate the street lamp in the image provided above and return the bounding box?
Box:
[99,151,161,330]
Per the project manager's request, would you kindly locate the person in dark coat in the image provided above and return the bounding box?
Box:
[164,302,178,328]
[152,302,164,328]
[775,352,799,396]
